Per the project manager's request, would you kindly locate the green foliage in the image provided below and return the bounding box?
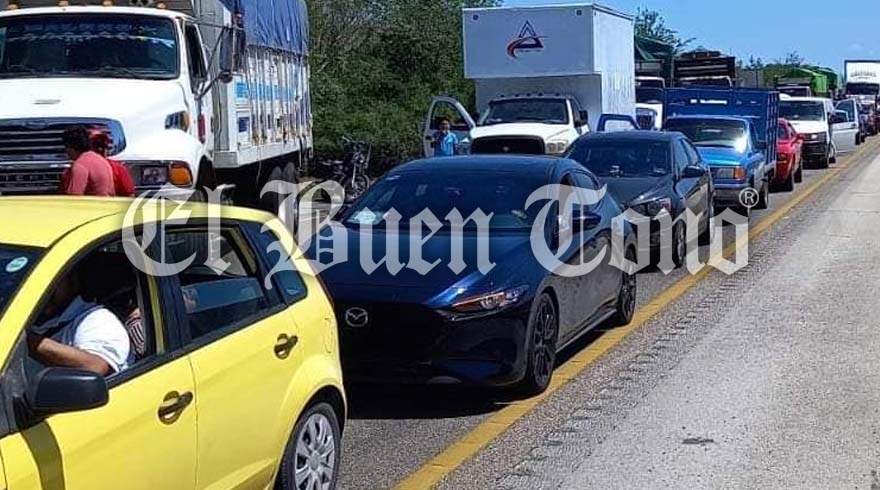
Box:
[634,8,693,54]
[308,0,497,173]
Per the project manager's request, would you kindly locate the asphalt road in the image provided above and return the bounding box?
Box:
[336,138,880,490]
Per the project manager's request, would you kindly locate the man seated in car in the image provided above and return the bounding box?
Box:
[27,270,132,377]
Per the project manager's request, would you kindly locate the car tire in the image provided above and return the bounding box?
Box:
[756,180,769,210]
[671,222,686,268]
[794,164,804,183]
[780,169,795,192]
[829,145,837,165]
[516,293,559,397]
[276,402,342,490]
[699,199,716,246]
[611,248,637,326]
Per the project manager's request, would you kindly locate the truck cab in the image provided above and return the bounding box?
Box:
[662,87,780,215]
[665,116,769,213]
[424,95,589,157]
[0,5,224,195]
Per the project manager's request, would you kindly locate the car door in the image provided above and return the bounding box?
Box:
[573,170,618,310]
[549,173,598,341]
[0,232,197,490]
[680,139,710,218]
[160,223,314,490]
[424,96,476,157]
[833,101,858,154]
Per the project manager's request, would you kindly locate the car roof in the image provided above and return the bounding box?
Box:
[392,155,573,177]
[666,115,749,123]
[0,197,274,248]
[577,131,680,143]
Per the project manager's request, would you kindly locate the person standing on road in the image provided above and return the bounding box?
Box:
[59,126,116,196]
[433,118,460,157]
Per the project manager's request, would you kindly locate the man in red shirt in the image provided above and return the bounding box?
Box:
[59,126,116,196]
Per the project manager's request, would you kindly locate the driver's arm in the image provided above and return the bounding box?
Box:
[27,334,112,376]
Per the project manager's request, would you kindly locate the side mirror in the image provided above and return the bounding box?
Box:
[572,209,602,232]
[26,368,108,416]
[578,110,589,124]
[574,119,588,128]
[682,165,707,178]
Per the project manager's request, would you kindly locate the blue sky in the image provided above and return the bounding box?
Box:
[504,0,879,73]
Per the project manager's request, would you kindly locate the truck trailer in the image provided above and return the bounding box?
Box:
[424,3,635,157]
[0,0,311,209]
[845,60,880,106]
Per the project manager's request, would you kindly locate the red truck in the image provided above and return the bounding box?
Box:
[773,118,804,192]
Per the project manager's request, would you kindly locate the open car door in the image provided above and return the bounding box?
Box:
[596,113,640,133]
[424,96,476,157]
[831,105,858,155]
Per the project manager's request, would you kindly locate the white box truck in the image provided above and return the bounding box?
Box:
[845,60,880,106]
[0,0,311,208]
[424,3,635,157]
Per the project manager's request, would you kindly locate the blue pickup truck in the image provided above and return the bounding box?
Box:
[662,88,779,216]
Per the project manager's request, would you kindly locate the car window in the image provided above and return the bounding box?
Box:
[673,140,689,172]
[243,222,307,304]
[164,228,270,341]
[682,139,701,166]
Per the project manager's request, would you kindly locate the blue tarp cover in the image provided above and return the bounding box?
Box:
[218,0,309,55]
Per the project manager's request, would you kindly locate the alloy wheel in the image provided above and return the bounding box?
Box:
[531,297,558,389]
[294,413,337,490]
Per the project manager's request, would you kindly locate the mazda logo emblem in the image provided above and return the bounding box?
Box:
[344,307,369,328]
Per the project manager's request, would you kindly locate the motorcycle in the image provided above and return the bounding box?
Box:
[315,136,373,203]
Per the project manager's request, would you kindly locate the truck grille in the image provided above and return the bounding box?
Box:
[0,118,124,194]
[471,136,546,155]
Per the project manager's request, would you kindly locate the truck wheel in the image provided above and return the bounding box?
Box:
[259,165,285,215]
[756,180,769,210]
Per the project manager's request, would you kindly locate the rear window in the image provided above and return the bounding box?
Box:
[0,246,41,318]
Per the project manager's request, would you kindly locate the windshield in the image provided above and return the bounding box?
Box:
[665,118,749,151]
[779,101,826,122]
[479,99,569,126]
[779,86,811,97]
[344,171,545,230]
[568,140,670,178]
[0,246,40,318]
[846,83,880,96]
[0,14,178,80]
[636,88,665,104]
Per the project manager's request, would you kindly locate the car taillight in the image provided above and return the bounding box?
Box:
[198,114,207,144]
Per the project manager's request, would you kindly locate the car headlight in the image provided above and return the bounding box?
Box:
[636,197,672,216]
[445,286,530,320]
[806,132,826,143]
[125,160,193,187]
[713,166,747,180]
[546,140,569,155]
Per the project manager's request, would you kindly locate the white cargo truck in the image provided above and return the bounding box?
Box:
[0,0,311,208]
[844,60,880,106]
[424,3,635,157]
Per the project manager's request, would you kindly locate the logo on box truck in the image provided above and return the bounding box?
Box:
[506,21,545,59]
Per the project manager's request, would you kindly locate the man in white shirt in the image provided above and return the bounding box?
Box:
[28,274,132,376]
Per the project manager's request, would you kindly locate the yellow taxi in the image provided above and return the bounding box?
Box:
[0,197,345,490]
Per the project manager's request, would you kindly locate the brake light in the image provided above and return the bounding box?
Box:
[198,114,207,144]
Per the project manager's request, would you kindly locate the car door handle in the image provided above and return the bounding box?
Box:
[158,391,193,424]
[274,333,299,359]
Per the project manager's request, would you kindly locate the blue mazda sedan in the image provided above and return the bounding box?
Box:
[311,156,637,395]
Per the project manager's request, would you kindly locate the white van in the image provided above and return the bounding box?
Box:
[779,97,838,168]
